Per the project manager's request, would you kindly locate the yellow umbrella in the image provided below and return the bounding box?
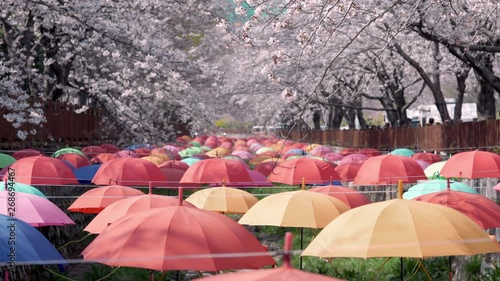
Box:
[239,187,351,269]
[249,155,273,165]
[141,154,170,166]
[424,160,447,179]
[185,186,259,214]
[206,147,230,158]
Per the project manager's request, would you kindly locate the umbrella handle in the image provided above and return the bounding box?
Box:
[283,232,292,267]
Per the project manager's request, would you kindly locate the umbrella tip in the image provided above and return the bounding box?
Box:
[178,187,183,205]
[301,177,305,190]
[397,180,403,199]
[283,232,293,267]
[148,182,153,194]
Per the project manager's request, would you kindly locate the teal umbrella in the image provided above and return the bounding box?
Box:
[391,148,415,157]
[0,153,15,168]
[52,147,85,158]
[403,179,478,200]
[0,182,46,198]
[181,157,201,167]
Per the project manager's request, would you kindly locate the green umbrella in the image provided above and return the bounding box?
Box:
[403,179,477,200]
[201,146,213,152]
[0,182,46,198]
[390,148,415,157]
[189,141,201,147]
[52,148,85,158]
[0,153,16,168]
[424,160,447,179]
[179,147,204,158]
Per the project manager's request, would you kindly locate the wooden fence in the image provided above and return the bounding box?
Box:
[289,118,500,153]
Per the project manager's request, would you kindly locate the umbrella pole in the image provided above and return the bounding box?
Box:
[400,257,404,281]
[449,256,452,281]
[300,227,304,270]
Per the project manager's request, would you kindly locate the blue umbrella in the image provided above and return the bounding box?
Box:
[74,164,102,184]
[0,214,65,265]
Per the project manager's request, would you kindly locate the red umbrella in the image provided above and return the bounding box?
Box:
[91,153,116,164]
[339,153,368,165]
[267,158,340,185]
[12,148,42,160]
[92,158,167,187]
[100,143,120,154]
[57,153,91,169]
[308,185,371,208]
[192,232,344,281]
[412,152,442,164]
[212,170,272,187]
[253,161,276,177]
[180,158,253,185]
[2,156,78,185]
[353,154,427,185]
[134,148,151,157]
[82,199,275,271]
[334,162,362,182]
[158,160,189,171]
[158,167,185,187]
[340,147,357,156]
[413,188,500,230]
[357,148,381,157]
[68,185,145,213]
[82,146,107,158]
[440,150,500,179]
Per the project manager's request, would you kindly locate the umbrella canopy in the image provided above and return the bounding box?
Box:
[192,232,344,281]
[232,150,253,160]
[308,185,371,208]
[68,185,145,213]
[0,214,65,265]
[56,153,91,169]
[309,146,333,157]
[115,150,139,158]
[0,191,74,227]
[82,146,107,158]
[141,155,169,166]
[52,147,85,158]
[413,189,500,229]
[321,152,344,163]
[84,192,195,234]
[353,154,427,185]
[100,143,120,153]
[206,147,230,158]
[180,158,253,185]
[339,153,368,165]
[180,157,201,167]
[239,190,350,228]
[2,156,78,185]
[158,160,189,171]
[0,182,46,198]
[12,148,41,160]
[340,148,357,156]
[186,186,258,214]
[253,161,276,177]
[402,180,478,200]
[82,205,275,271]
[91,153,116,164]
[390,148,415,157]
[357,148,381,157]
[267,158,340,185]
[334,162,362,182]
[412,152,442,164]
[74,164,102,184]
[158,167,185,187]
[440,150,500,179]
[424,160,447,179]
[302,197,500,258]
[0,153,15,168]
[91,158,167,187]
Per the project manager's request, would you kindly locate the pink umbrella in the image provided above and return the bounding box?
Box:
[309,146,333,157]
[92,158,167,187]
[232,150,253,160]
[162,145,180,154]
[0,191,74,227]
[12,148,42,160]
[339,153,368,165]
[100,143,120,154]
[114,150,139,158]
[322,152,344,163]
[415,159,431,171]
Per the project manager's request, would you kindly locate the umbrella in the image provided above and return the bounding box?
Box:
[158,160,189,171]
[321,152,344,163]
[192,232,345,281]
[0,213,65,265]
[82,146,107,158]
[267,158,340,185]
[115,150,139,158]
[402,179,478,199]
[68,185,145,213]
[56,153,91,169]
[302,183,500,259]
[424,160,447,179]
[253,161,276,177]
[339,153,368,165]
[415,159,431,171]
[158,167,185,187]
[309,146,333,157]
[308,185,371,208]
[52,147,85,158]
[390,148,415,157]
[334,162,362,182]
[206,147,230,158]
[413,188,500,229]
[0,191,74,227]
[74,164,102,184]
[141,155,169,166]
[91,158,167,187]
[353,154,427,185]
[134,148,151,157]
[186,186,258,214]
[231,150,253,160]
[440,150,500,179]
[82,200,275,271]
[180,158,253,186]
[0,153,15,168]
[180,157,201,167]
[249,155,274,165]
[12,148,41,160]
[100,143,120,153]
[340,148,357,156]
[91,153,116,164]
[412,152,442,164]
[1,156,78,185]
[0,182,46,198]
[357,148,381,157]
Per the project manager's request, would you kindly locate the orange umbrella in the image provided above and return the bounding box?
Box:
[308,185,371,208]
[57,153,91,169]
[84,188,194,234]
[2,156,78,185]
[186,186,258,214]
[334,162,362,182]
[192,232,345,281]
[353,154,427,185]
[206,147,230,158]
[82,200,275,271]
[91,158,166,187]
[68,185,145,213]
[413,188,500,230]
[180,158,252,185]
[267,158,340,185]
[412,152,442,164]
[141,154,169,166]
[249,155,273,165]
[340,147,357,156]
[440,150,500,179]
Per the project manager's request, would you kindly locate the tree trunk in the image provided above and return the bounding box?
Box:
[313,110,321,130]
[454,65,470,121]
[474,54,496,119]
